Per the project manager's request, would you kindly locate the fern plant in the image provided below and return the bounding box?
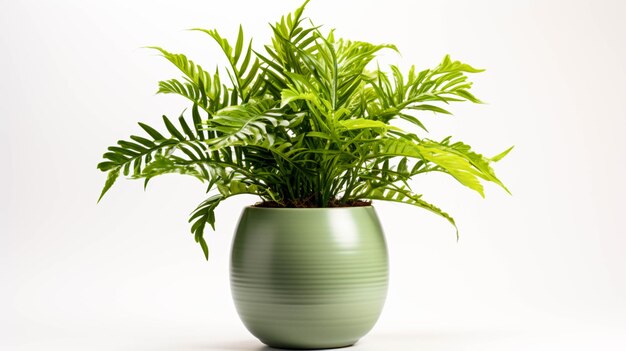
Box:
[97,1,512,259]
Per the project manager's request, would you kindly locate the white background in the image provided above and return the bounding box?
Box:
[2,0,626,350]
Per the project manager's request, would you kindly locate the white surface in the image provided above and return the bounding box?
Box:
[4,325,626,351]
[2,0,626,349]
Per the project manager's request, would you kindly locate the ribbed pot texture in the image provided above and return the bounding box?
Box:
[230,206,389,349]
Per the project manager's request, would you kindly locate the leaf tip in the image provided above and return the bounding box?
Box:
[490,145,514,162]
[143,46,164,54]
[97,169,120,204]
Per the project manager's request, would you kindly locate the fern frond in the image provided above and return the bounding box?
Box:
[189,179,266,260]
[189,194,222,260]
[422,138,512,194]
[97,113,217,199]
[205,98,290,149]
[147,47,226,109]
[157,79,203,106]
[99,1,511,259]
[192,26,262,102]
[366,185,458,239]
[374,137,510,197]
[364,55,485,130]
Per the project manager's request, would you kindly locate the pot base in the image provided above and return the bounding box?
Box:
[261,340,356,350]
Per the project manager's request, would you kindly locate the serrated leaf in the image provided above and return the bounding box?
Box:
[97,168,120,203]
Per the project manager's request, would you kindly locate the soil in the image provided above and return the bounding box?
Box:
[253,198,372,208]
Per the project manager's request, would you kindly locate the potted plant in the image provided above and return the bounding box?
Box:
[97,1,511,349]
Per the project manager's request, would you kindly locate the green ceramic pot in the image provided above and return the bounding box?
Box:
[230,206,389,349]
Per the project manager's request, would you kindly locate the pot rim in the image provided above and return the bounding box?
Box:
[243,205,375,210]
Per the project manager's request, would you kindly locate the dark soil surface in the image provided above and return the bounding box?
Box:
[253,198,372,208]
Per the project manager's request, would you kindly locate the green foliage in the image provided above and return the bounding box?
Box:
[98,1,511,259]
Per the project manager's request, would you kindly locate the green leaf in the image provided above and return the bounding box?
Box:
[397,157,409,177]
[455,89,483,103]
[338,119,400,132]
[397,113,428,132]
[188,179,262,260]
[367,186,458,239]
[138,122,166,140]
[408,104,453,115]
[418,145,485,197]
[146,46,214,103]
[234,25,244,63]
[423,139,511,195]
[162,115,186,140]
[189,194,223,260]
[491,145,514,162]
[97,168,120,203]
[205,98,287,149]
[98,1,510,259]
[280,89,316,107]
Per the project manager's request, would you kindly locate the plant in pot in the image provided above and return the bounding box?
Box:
[97,1,511,349]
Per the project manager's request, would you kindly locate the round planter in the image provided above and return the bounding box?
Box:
[230,206,388,349]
